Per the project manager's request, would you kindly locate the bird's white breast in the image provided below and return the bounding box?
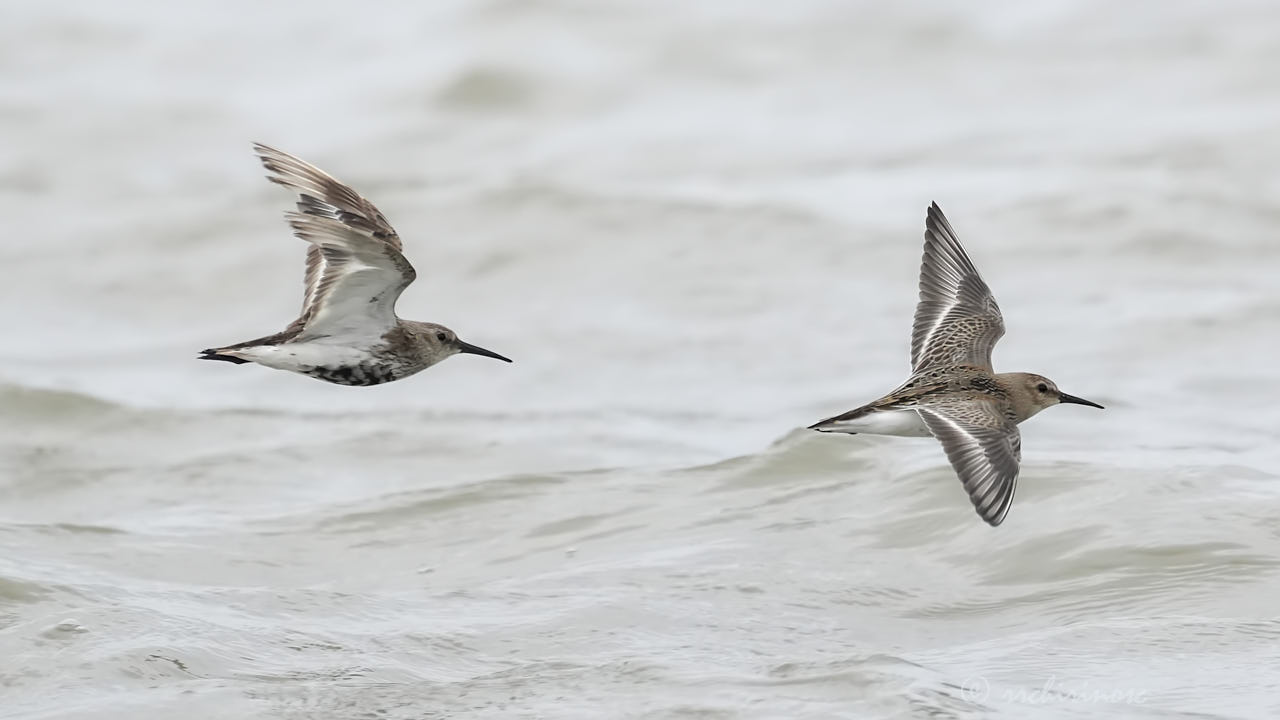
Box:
[819,409,932,437]
[228,341,378,372]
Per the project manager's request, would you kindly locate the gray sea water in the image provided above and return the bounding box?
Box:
[4,1,1280,718]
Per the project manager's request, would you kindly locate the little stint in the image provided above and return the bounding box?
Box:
[808,203,1103,526]
[200,144,511,385]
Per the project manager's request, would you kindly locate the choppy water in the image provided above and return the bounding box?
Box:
[4,1,1280,718]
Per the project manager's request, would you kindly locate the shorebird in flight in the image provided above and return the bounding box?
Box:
[200,144,511,385]
[809,203,1102,526]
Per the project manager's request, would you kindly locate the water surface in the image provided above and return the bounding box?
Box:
[3,1,1280,717]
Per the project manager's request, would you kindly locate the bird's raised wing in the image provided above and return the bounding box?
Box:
[910,203,1005,372]
[282,213,417,339]
[253,144,415,339]
[917,400,1021,527]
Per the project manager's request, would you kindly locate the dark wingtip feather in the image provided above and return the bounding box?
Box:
[925,202,953,238]
[251,142,280,166]
[921,201,976,273]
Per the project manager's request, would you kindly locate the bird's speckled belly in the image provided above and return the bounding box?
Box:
[301,363,403,386]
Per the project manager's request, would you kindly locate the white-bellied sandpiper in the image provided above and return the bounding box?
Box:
[200,144,511,385]
[809,203,1102,526]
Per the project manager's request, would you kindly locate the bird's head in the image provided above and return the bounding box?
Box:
[1004,372,1104,420]
[412,322,512,364]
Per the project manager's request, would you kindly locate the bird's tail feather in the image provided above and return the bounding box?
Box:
[807,405,870,433]
[199,348,251,364]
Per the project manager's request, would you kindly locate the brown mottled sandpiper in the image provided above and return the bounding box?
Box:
[809,203,1103,526]
[200,144,511,386]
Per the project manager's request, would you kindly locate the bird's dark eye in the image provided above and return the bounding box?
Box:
[1037,383,1049,393]
[436,332,448,342]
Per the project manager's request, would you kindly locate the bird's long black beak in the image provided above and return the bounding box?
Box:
[1059,392,1104,409]
[456,339,512,363]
